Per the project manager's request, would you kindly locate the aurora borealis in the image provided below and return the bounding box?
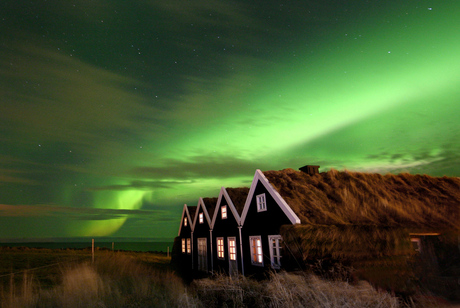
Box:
[1,1,459,240]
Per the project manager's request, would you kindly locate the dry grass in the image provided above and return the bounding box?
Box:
[264,168,460,231]
[0,248,454,308]
[1,249,455,307]
[0,252,196,308]
[193,271,401,308]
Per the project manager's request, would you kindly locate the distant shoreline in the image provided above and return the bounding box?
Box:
[0,241,173,252]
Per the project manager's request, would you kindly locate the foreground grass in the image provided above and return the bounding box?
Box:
[1,251,191,307]
[193,272,401,308]
[0,249,453,307]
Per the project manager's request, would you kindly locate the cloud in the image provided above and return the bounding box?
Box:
[86,180,189,191]
[0,39,162,147]
[0,203,167,221]
[130,154,266,181]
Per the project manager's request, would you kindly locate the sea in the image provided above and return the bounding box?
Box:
[0,241,174,253]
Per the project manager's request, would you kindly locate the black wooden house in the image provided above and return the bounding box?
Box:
[192,197,217,273]
[239,170,301,275]
[210,187,248,275]
[174,204,196,275]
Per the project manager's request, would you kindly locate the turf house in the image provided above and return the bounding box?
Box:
[211,187,249,275]
[172,166,460,299]
[192,197,217,273]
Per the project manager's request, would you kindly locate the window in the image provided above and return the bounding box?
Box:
[217,237,225,259]
[187,238,191,254]
[228,237,236,261]
[268,235,282,269]
[250,236,263,266]
[411,237,421,253]
[256,193,267,212]
[221,205,227,219]
[228,237,238,275]
[184,217,188,226]
[199,213,204,224]
[181,238,186,253]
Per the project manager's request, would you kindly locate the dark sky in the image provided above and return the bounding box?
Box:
[0,0,459,240]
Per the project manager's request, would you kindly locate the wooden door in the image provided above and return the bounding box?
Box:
[197,238,207,272]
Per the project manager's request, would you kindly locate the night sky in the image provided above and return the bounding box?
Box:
[1,1,459,241]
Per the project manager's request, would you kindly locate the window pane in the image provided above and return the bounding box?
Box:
[229,238,236,261]
[221,206,227,219]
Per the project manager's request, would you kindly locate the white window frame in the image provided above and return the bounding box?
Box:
[228,237,237,261]
[249,236,264,266]
[199,212,204,224]
[181,238,186,253]
[221,205,227,219]
[411,237,422,253]
[184,217,188,226]
[268,235,282,269]
[187,238,191,254]
[217,237,225,259]
[256,193,267,212]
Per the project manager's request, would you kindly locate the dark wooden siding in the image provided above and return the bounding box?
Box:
[212,199,242,274]
[241,181,293,275]
[192,206,212,273]
[173,212,194,276]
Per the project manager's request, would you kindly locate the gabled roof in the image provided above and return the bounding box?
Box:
[240,169,301,226]
[203,197,218,222]
[193,197,217,228]
[263,168,460,232]
[187,205,197,231]
[178,204,195,236]
[211,187,249,228]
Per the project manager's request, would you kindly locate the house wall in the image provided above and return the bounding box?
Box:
[192,206,212,273]
[172,212,193,275]
[212,200,242,274]
[241,181,293,275]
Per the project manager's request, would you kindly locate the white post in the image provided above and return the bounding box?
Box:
[238,226,244,276]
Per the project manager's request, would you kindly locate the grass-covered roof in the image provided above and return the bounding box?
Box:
[226,187,249,215]
[263,168,460,232]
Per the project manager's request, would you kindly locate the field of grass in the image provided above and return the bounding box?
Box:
[0,247,456,307]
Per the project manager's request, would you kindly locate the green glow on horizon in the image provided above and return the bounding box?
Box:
[68,190,146,237]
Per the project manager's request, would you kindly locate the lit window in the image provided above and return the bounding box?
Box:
[228,237,236,261]
[221,205,227,219]
[256,193,267,212]
[250,236,263,266]
[181,238,186,253]
[199,213,204,224]
[184,217,188,226]
[268,235,282,269]
[217,237,224,259]
[411,238,421,253]
[187,238,191,254]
